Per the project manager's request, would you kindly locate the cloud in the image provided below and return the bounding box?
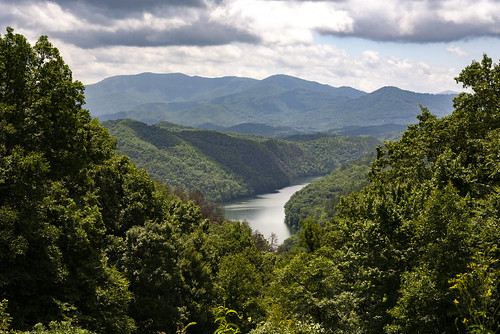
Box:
[215,0,353,45]
[446,45,468,57]
[51,19,260,48]
[12,0,211,19]
[3,0,500,49]
[0,0,259,48]
[310,0,500,42]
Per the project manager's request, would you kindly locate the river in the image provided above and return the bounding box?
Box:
[221,176,321,244]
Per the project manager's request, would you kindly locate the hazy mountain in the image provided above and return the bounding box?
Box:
[319,86,455,127]
[259,74,365,98]
[86,73,457,134]
[438,90,461,95]
[197,122,303,137]
[85,72,257,116]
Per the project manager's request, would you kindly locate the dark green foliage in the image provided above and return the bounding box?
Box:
[0,27,135,333]
[215,254,261,320]
[265,54,500,334]
[0,28,278,334]
[1,299,97,333]
[102,119,380,202]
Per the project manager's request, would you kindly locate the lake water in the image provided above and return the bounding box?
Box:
[222,176,321,244]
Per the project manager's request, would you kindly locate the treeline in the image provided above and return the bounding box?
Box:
[1,29,498,334]
[102,119,380,202]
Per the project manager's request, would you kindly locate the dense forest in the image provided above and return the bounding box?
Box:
[1,28,499,334]
[102,119,380,202]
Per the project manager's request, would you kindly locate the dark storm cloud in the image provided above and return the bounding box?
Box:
[12,0,212,19]
[1,0,259,48]
[51,19,260,48]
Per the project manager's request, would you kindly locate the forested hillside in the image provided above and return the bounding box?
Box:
[0,27,286,334]
[102,119,380,202]
[196,122,303,137]
[284,153,374,230]
[1,28,498,334]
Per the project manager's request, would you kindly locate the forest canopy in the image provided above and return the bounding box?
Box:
[1,27,499,334]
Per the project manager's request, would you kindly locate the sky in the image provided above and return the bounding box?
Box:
[1,0,500,93]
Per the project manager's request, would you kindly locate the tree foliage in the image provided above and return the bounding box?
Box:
[0,27,134,333]
[2,28,499,334]
[265,54,500,333]
[0,28,277,334]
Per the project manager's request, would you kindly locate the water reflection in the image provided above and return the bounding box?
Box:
[222,176,321,244]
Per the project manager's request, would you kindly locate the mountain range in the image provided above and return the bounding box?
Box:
[85,73,458,135]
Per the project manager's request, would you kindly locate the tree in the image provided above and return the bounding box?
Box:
[450,247,500,334]
[0,27,134,332]
[269,55,500,333]
[121,220,183,333]
[333,55,500,333]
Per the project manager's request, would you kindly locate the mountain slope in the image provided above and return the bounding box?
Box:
[284,154,373,230]
[102,119,381,202]
[302,86,456,129]
[85,72,258,116]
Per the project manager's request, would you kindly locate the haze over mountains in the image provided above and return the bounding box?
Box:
[85,73,458,135]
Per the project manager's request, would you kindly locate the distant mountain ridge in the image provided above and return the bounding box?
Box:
[85,73,457,134]
[197,122,303,137]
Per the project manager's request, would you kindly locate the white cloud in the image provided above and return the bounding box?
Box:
[439,0,499,25]
[211,0,353,45]
[1,0,495,95]
[55,39,458,94]
[446,45,468,57]
[23,2,81,30]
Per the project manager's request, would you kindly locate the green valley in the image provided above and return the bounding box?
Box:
[102,119,380,202]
